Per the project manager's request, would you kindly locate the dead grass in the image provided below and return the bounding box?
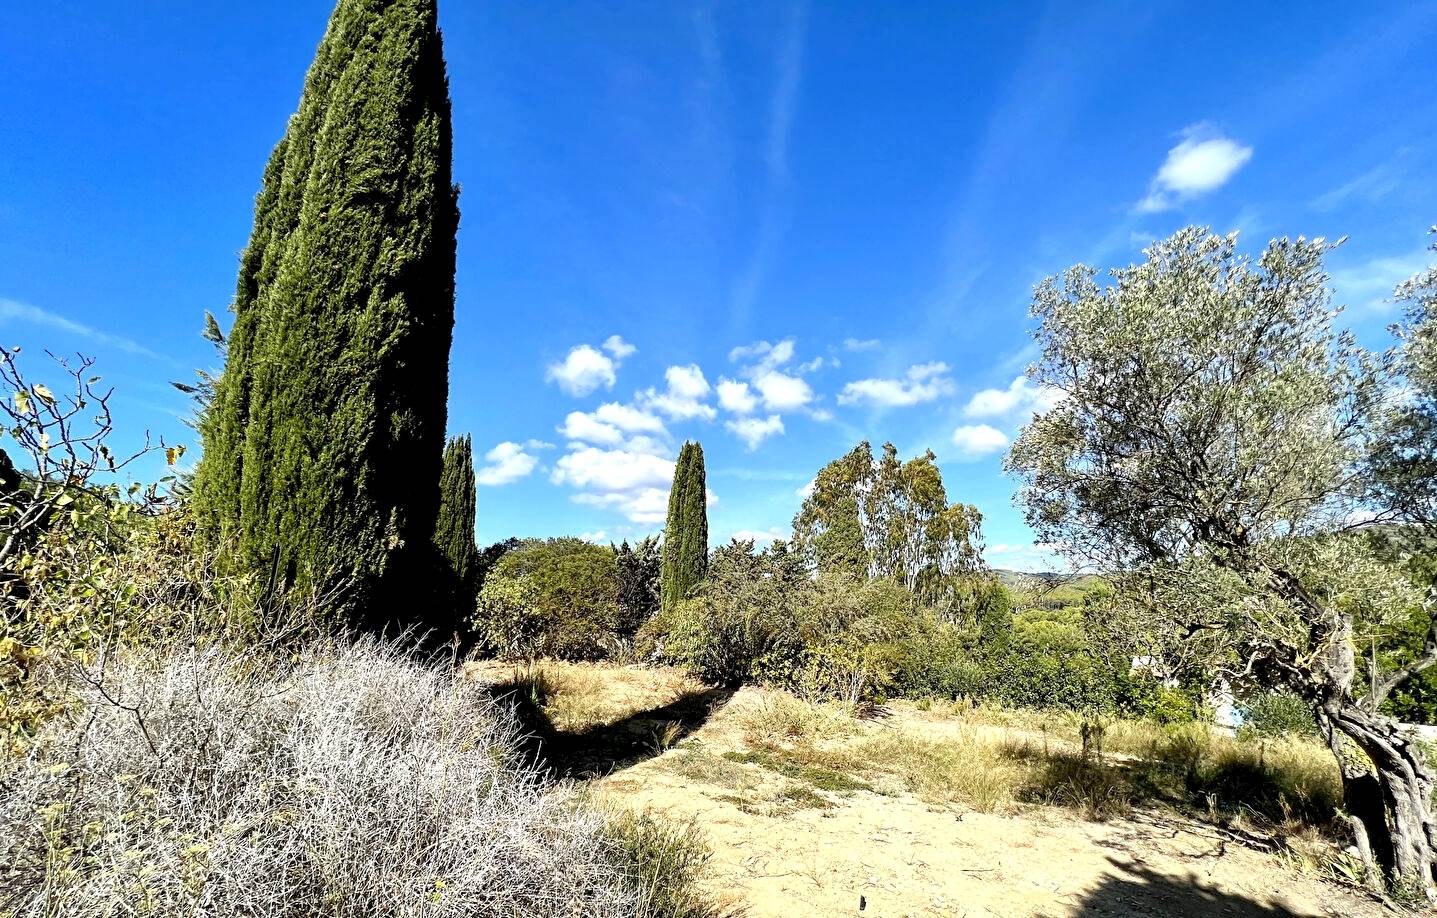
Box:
[852,730,1028,812]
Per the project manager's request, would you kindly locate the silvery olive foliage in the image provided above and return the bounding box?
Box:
[1008,227,1381,573]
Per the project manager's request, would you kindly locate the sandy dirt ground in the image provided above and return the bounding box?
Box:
[465,661,1394,918]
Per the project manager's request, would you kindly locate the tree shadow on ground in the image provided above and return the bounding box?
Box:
[491,674,735,780]
[1063,859,1312,917]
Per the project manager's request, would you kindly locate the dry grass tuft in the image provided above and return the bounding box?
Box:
[854,730,1027,813]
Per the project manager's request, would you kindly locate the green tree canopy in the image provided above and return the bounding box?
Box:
[793,441,986,609]
[474,538,618,661]
[192,0,458,623]
[615,536,661,638]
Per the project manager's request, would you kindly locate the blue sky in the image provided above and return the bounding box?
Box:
[2,2,1435,570]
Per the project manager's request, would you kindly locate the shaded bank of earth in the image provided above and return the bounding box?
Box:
[464,661,1391,918]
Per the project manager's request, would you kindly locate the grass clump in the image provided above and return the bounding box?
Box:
[0,639,719,918]
[602,808,729,918]
[1146,725,1340,825]
[721,750,872,794]
[1009,744,1134,820]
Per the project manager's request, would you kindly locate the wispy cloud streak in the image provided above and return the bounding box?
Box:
[0,297,166,360]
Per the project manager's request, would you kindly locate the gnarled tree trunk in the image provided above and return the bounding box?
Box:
[1325,701,1437,895]
[1267,568,1437,897]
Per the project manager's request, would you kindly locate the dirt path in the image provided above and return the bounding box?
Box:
[604,756,1376,917]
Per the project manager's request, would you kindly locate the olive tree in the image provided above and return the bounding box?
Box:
[1006,227,1437,894]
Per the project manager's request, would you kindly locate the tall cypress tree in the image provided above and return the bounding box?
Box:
[433,434,478,633]
[661,441,708,611]
[192,0,458,620]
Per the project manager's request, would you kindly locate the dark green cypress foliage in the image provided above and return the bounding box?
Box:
[433,434,478,633]
[661,441,708,611]
[192,0,458,621]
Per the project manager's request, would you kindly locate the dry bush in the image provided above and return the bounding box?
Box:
[1,639,716,918]
[1008,743,1134,820]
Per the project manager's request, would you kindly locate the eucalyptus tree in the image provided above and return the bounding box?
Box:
[1007,226,1437,894]
[1370,227,1437,535]
[793,441,986,608]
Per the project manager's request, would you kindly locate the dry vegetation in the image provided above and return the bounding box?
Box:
[1,642,721,918]
[471,660,1393,918]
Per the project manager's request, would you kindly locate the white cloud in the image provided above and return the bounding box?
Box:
[640,364,716,420]
[1136,124,1252,214]
[717,378,758,414]
[729,338,796,372]
[559,410,623,446]
[602,335,637,360]
[725,414,785,450]
[546,344,616,396]
[963,376,1061,419]
[0,297,165,359]
[550,446,672,494]
[574,487,673,525]
[842,337,880,352]
[551,446,678,523]
[796,478,816,499]
[558,402,669,450]
[595,402,666,433]
[837,361,954,408]
[731,527,788,545]
[579,530,608,544]
[808,408,833,422]
[475,441,539,486]
[950,424,1009,459]
[752,370,813,411]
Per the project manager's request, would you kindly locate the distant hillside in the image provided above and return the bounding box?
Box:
[994,569,1110,610]
[992,568,1064,591]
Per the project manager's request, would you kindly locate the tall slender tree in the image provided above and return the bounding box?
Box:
[433,434,478,634]
[192,0,458,621]
[661,441,708,611]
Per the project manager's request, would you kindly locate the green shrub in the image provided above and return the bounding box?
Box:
[475,538,619,660]
[645,540,805,685]
[1238,691,1318,739]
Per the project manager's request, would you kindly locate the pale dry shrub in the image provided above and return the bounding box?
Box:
[0,639,714,918]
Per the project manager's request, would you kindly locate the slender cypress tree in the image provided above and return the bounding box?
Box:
[661,441,708,611]
[433,434,478,632]
[192,0,458,620]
